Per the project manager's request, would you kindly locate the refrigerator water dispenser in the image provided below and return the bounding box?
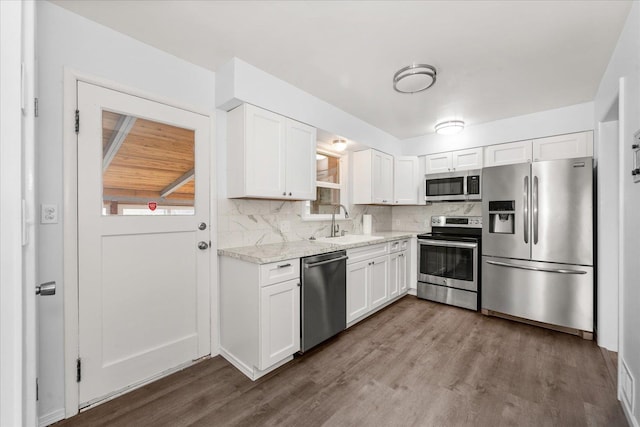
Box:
[488,200,515,234]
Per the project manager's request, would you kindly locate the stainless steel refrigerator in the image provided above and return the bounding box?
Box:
[481,157,593,332]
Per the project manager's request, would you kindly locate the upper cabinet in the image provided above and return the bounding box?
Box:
[425,148,483,174]
[353,149,394,205]
[393,156,419,205]
[227,104,316,200]
[532,132,593,161]
[484,131,593,167]
[484,140,533,167]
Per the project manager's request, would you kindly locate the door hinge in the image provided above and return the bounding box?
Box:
[34,98,39,118]
[76,358,82,382]
[75,109,80,134]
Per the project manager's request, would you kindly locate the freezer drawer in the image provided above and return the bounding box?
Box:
[481,256,593,331]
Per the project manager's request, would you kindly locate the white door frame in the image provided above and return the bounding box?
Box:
[0,1,36,426]
[62,69,218,418]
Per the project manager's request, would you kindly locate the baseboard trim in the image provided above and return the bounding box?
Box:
[39,408,65,427]
[621,397,639,427]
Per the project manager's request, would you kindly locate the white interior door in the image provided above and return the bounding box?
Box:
[77,82,210,407]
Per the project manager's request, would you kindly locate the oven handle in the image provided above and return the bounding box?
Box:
[485,260,587,275]
[418,239,478,249]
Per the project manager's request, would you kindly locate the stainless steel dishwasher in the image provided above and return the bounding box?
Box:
[300,250,347,352]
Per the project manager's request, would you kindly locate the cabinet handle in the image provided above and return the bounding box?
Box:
[289,192,292,196]
[282,192,286,196]
[277,263,291,268]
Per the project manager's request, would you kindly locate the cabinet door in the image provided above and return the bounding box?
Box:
[388,253,399,299]
[285,119,317,200]
[452,148,483,171]
[245,105,286,198]
[373,151,393,204]
[424,152,452,174]
[370,255,389,309]
[533,132,593,162]
[347,260,370,323]
[259,279,300,370]
[398,251,408,293]
[484,140,532,167]
[393,156,419,205]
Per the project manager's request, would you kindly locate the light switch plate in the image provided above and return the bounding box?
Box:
[41,204,58,224]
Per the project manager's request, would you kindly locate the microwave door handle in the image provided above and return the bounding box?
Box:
[524,176,529,244]
[533,176,538,245]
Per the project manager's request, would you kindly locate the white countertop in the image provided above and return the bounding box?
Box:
[217,231,416,264]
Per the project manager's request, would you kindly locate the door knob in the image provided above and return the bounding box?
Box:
[36,281,56,296]
[198,222,207,231]
[198,241,209,250]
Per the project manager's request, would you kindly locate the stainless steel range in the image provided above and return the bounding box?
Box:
[416,216,482,311]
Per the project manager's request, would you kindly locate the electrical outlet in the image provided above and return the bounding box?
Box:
[279,220,290,233]
[41,204,58,224]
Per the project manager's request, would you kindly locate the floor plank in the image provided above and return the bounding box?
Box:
[54,296,627,427]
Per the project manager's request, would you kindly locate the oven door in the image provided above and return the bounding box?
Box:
[418,239,478,292]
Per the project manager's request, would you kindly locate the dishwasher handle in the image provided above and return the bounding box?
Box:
[304,255,348,268]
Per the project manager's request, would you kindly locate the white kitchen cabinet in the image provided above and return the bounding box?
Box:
[346,240,409,326]
[484,140,533,167]
[388,252,400,299]
[424,152,452,174]
[533,131,593,161]
[370,255,389,309]
[425,148,483,174]
[219,256,301,380]
[393,156,420,205]
[346,260,370,323]
[352,149,394,205]
[227,103,316,200]
[259,279,300,370]
[452,148,483,171]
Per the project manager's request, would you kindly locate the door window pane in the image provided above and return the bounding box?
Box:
[102,111,195,216]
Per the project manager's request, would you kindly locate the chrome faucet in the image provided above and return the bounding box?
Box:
[330,204,350,237]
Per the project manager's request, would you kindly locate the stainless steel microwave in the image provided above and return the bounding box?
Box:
[425,169,482,202]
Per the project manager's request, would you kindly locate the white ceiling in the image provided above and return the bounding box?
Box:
[51,0,631,140]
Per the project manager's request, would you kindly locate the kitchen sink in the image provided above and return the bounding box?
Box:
[317,234,385,245]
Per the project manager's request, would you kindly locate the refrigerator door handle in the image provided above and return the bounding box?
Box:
[533,176,538,245]
[523,176,529,244]
[485,260,587,275]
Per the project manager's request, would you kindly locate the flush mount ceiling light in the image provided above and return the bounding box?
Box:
[393,64,437,94]
[435,120,465,135]
[332,138,347,151]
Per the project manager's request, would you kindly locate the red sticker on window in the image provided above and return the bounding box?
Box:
[148,202,157,211]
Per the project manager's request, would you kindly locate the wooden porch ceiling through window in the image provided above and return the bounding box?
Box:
[101,111,195,206]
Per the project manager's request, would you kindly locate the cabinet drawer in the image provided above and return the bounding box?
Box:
[347,243,388,264]
[389,239,410,253]
[259,259,300,286]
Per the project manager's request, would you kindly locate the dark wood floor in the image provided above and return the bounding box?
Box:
[55,296,627,427]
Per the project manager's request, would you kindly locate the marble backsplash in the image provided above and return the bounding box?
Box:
[217,198,392,248]
[217,198,481,248]
[391,202,482,232]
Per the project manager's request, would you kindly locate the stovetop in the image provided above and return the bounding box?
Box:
[417,215,482,241]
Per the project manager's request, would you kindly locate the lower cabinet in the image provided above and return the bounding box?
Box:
[259,279,300,370]
[219,256,300,380]
[346,240,409,326]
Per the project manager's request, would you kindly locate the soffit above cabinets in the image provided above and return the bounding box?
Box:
[52,0,632,139]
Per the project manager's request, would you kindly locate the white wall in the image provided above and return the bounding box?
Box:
[1,2,26,425]
[36,3,216,424]
[593,2,640,425]
[401,102,594,155]
[215,57,399,155]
